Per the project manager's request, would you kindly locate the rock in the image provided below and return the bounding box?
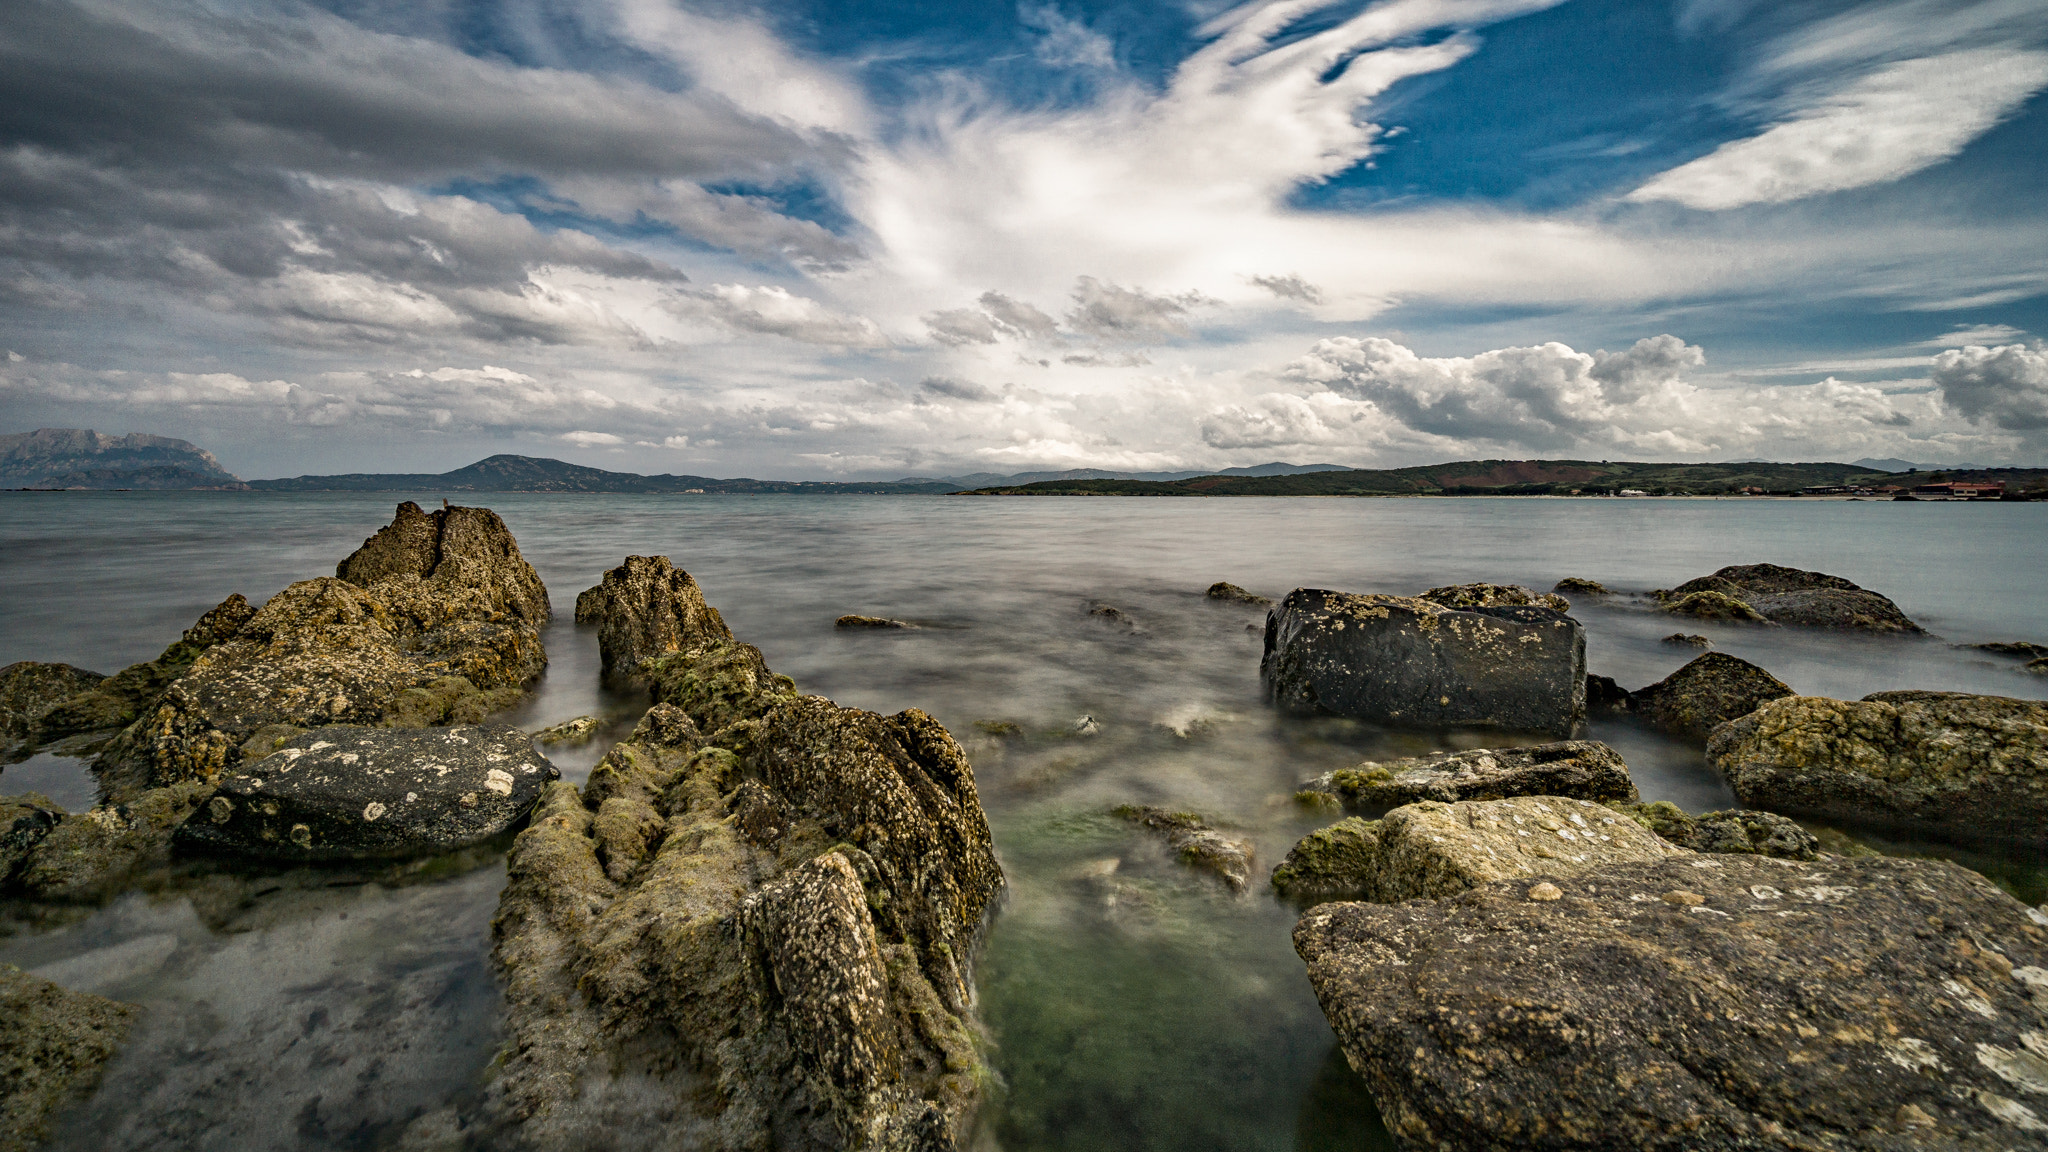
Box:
[1262,589,1586,736]
[9,782,212,900]
[91,504,548,802]
[1087,602,1139,631]
[490,625,1001,1150]
[1270,817,1380,902]
[1665,563,1923,633]
[1971,642,2048,660]
[1708,691,2048,846]
[1585,674,1630,712]
[1661,590,1769,623]
[172,725,557,861]
[1552,578,1607,595]
[1,662,104,759]
[1113,805,1255,893]
[1303,740,1638,809]
[574,555,733,680]
[1608,800,1820,860]
[1420,583,1571,613]
[29,595,254,749]
[533,715,600,745]
[835,614,914,629]
[1661,632,1711,648]
[1628,652,1794,741]
[0,965,134,1152]
[2032,658,2048,675]
[1365,796,1681,902]
[1206,581,1271,605]
[1294,853,2048,1151]
[0,793,65,886]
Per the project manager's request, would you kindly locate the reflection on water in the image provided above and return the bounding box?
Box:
[1,492,2042,1150]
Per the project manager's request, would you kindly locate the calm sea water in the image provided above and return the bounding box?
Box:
[2,491,2044,1151]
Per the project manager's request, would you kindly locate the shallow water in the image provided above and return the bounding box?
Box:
[2,491,2044,1150]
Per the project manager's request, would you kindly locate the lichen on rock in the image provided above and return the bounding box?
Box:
[1607,800,1819,860]
[0,965,134,1152]
[574,555,732,680]
[1304,740,1638,810]
[1661,563,1923,633]
[1627,652,1794,741]
[1205,582,1271,605]
[1,662,106,761]
[1420,582,1570,613]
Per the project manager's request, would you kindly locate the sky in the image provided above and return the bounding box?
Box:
[1,0,2046,480]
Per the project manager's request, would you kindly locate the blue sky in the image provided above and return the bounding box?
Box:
[1,0,2045,477]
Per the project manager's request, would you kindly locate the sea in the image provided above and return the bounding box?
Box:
[2,491,2044,1152]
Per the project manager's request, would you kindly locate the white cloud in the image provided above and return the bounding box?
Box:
[1021,5,1117,71]
[669,285,887,347]
[1063,277,1212,341]
[1932,343,2048,429]
[1249,274,1324,303]
[1914,324,2026,348]
[560,430,625,446]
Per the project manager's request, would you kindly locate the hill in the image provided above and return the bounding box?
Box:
[2,428,244,488]
[248,454,958,494]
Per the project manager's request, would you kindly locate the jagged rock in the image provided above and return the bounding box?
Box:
[575,555,732,680]
[1661,632,1711,648]
[8,782,212,900]
[1708,691,2048,846]
[1552,578,1607,595]
[1665,563,1923,633]
[836,615,914,630]
[1302,740,1637,809]
[28,595,254,750]
[1270,817,1380,902]
[1294,853,2048,1151]
[1113,805,1254,893]
[1,662,104,759]
[1206,581,1271,605]
[0,965,134,1152]
[490,627,1001,1151]
[91,504,547,802]
[534,715,601,745]
[1628,652,1794,741]
[1,793,64,885]
[1609,800,1820,860]
[172,725,557,861]
[1585,674,1630,712]
[1262,589,1586,736]
[1661,590,1769,623]
[1420,583,1571,613]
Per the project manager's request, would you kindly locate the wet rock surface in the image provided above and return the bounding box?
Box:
[836,614,915,629]
[173,725,557,861]
[1628,652,1795,741]
[1584,674,1629,712]
[0,965,133,1152]
[1295,853,2048,1151]
[1709,691,2048,847]
[489,623,1003,1151]
[1551,578,1607,595]
[7,783,212,901]
[1113,805,1255,893]
[1661,632,1711,647]
[1663,563,1924,633]
[1419,582,1570,613]
[1610,800,1820,860]
[574,555,732,680]
[1301,740,1637,809]
[533,715,600,745]
[1262,589,1586,736]
[1270,817,1380,902]
[1205,581,1271,605]
[1,663,104,760]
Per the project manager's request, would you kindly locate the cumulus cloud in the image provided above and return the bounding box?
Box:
[1933,343,2048,429]
[1200,392,1388,449]
[1589,334,1708,403]
[1063,277,1212,342]
[671,285,887,347]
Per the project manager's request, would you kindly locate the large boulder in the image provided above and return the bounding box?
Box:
[1628,652,1794,740]
[1708,691,2048,846]
[490,629,1002,1149]
[91,504,548,801]
[1664,563,1923,633]
[172,724,557,861]
[1300,740,1637,810]
[0,966,134,1152]
[1295,853,2048,1150]
[27,594,254,750]
[1271,796,1679,904]
[1,662,104,760]
[574,555,733,680]
[1262,589,1586,737]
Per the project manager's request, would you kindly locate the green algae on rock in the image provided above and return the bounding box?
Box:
[1660,563,1924,633]
[25,594,254,754]
[0,965,134,1152]
[1660,589,1769,623]
[1269,817,1381,902]
[1627,651,1794,741]
[1551,577,1607,595]
[1708,691,2048,847]
[1,662,106,761]
[490,622,1002,1151]
[1302,740,1638,810]
[1112,805,1254,893]
[1419,582,1570,613]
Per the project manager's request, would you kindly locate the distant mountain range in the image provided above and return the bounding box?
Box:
[0,428,245,489]
[1850,457,1992,472]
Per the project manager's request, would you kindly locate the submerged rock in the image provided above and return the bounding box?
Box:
[91,503,548,802]
[490,629,1001,1150]
[1302,740,1638,809]
[1206,581,1271,605]
[1262,589,1586,736]
[0,965,134,1152]
[575,555,733,680]
[1419,582,1570,613]
[1661,632,1711,648]
[1608,800,1820,860]
[835,614,915,630]
[8,782,212,900]
[1664,563,1924,633]
[533,715,601,745]
[173,725,556,861]
[1552,577,1607,595]
[1113,805,1254,893]
[1628,652,1794,741]
[1971,641,2048,659]
[1295,853,2048,1151]
[1708,691,2048,846]
[1,662,105,759]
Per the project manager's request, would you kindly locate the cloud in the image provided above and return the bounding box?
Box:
[1061,351,1151,367]
[1199,392,1388,449]
[1249,274,1324,304]
[560,430,625,446]
[921,289,1072,346]
[1020,5,1117,71]
[919,376,1001,402]
[1932,343,2048,429]
[1629,48,2048,210]
[673,285,887,347]
[1589,334,1707,403]
[1914,324,2026,348]
[1063,277,1212,341]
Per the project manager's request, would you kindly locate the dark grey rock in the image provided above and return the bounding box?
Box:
[1420,583,1570,612]
[1585,674,1630,711]
[0,792,64,886]
[1661,632,1711,648]
[1303,740,1637,809]
[1552,578,1607,595]
[1295,853,2048,1151]
[173,725,557,861]
[1629,652,1794,741]
[835,614,914,629]
[1970,641,2048,660]
[1667,564,1923,634]
[1,663,105,759]
[1261,589,1586,736]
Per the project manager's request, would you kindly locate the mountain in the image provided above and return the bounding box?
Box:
[248,454,959,494]
[895,461,1355,485]
[1851,458,1993,473]
[1,428,244,488]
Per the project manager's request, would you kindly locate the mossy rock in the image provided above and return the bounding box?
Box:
[1271,817,1382,902]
